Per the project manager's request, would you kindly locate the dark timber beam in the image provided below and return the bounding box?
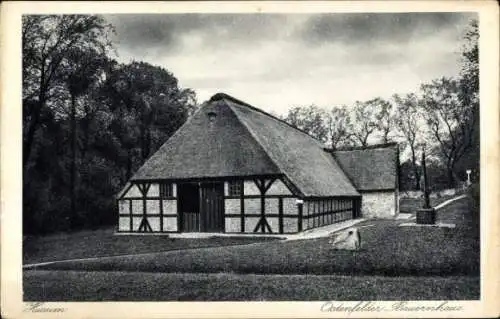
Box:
[297,200,303,232]
[129,199,133,231]
[253,177,276,233]
[137,182,152,233]
[159,196,164,232]
[240,180,245,233]
[278,198,284,234]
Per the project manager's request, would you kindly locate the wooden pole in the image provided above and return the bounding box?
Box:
[422,149,430,209]
[416,147,435,224]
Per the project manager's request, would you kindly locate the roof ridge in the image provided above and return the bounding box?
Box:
[210,93,323,144]
[325,142,399,152]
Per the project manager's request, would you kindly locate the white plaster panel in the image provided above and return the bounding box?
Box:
[118,217,130,231]
[283,198,298,215]
[148,184,159,197]
[225,199,240,215]
[124,184,142,198]
[266,217,279,233]
[265,198,278,215]
[163,217,177,231]
[266,179,292,195]
[244,180,260,195]
[132,217,142,231]
[283,218,298,233]
[146,200,160,215]
[225,217,240,233]
[148,217,161,232]
[162,200,177,215]
[361,191,397,218]
[131,200,143,214]
[118,200,129,215]
[244,198,260,215]
[244,217,260,233]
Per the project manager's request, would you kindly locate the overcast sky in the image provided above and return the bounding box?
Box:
[105,13,476,115]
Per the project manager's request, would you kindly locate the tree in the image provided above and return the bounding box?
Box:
[22,15,113,168]
[282,105,328,143]
[399,159,422,191]
[419,19,479,188]
[459,20,479,108]
[348,100,379,147]
[22,16,199,235]
[456,19,480,178]
[326,106,354,149]
[102,61,197,179]
[393,93,425,190]
[373,98,395,143]
[420,77,477,187]
[61,47,108,228]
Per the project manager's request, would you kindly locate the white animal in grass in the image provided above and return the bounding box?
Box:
[328,226,372,251]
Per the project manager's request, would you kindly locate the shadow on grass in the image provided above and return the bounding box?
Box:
[23,270,480,301]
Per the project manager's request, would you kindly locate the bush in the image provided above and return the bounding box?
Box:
[467,182,480,238]
[468,182,480,210]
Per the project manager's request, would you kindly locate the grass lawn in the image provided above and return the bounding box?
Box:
[23,196,480,301]
[23,270,480,301]
[23,227,278,264]
[31,197,479,277]
[399,194,459,214]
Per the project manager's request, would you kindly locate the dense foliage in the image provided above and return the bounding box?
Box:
[23,15,196,234]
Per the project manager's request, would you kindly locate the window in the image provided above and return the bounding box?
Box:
[228,181,242,196]
[160,183,173,198]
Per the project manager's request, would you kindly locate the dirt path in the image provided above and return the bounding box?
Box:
[434,194,467,210]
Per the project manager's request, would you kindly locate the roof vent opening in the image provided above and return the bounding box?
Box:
[207,111,217,124]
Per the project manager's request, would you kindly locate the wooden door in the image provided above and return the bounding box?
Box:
[200,182,225,232]
[178,183,200,232]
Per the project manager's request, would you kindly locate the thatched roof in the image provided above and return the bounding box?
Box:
[131,97,281,180]
[131,93,359,197]
[329,143,398,191]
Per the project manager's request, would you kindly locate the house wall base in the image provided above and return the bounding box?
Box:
[360,191,398,218]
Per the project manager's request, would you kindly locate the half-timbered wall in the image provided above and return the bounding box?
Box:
[117,179,359,234]
[118,182,177,232]
[223,178,298,234]
[301,198,356,231]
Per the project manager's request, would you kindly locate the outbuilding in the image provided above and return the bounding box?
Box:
[116,93,399,234]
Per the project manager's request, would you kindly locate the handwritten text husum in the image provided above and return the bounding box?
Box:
[24,302,66,313]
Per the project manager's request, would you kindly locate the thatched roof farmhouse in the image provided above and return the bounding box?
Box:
[117,93,399,234]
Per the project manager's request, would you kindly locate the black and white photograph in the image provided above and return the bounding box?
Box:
[1,1,499,318]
